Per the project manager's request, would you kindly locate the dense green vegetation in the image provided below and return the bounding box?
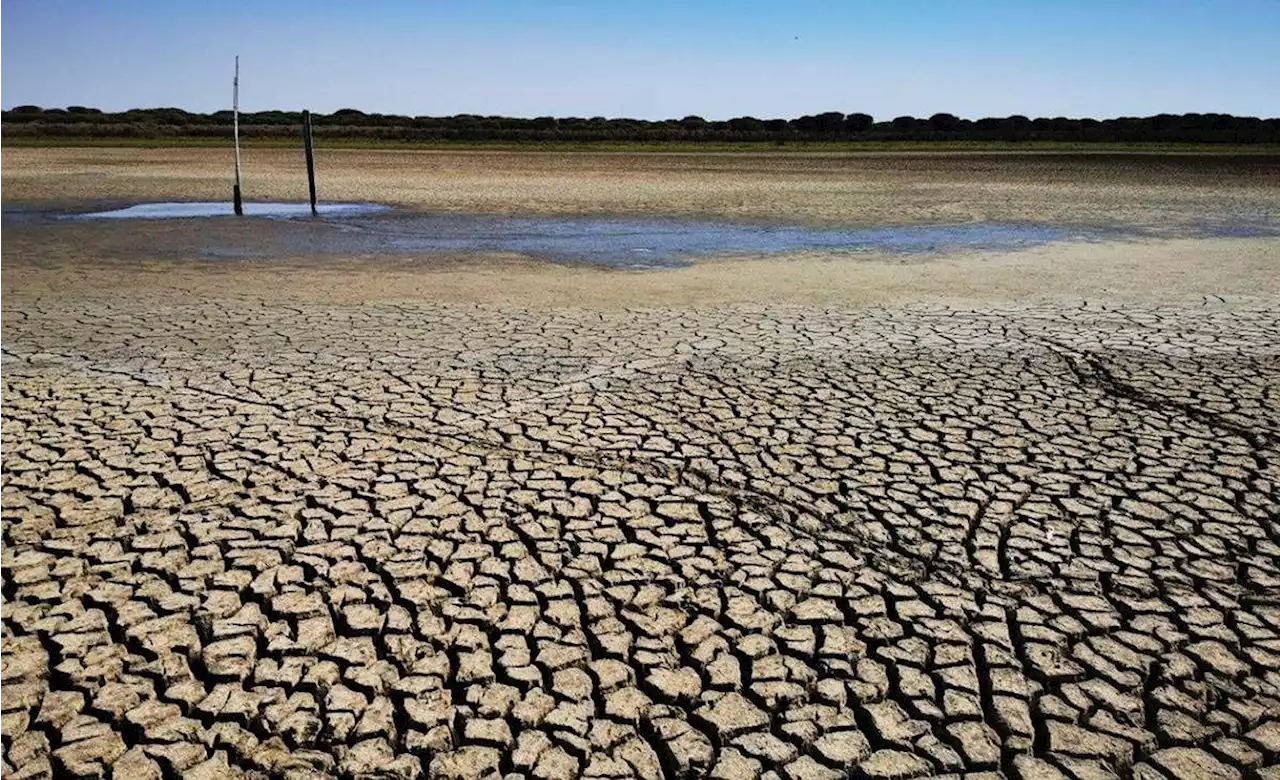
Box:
[4,106,1278,145]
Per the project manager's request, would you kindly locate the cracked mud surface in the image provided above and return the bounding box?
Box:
[2,147,1280,778]
[5,289,1280,779]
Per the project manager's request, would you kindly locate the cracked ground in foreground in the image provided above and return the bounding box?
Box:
[3,293,1280,780]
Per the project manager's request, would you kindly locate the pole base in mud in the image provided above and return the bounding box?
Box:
[303,110,318,215]
[233,184,243,216]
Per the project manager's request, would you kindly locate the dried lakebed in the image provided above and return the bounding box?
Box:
[3,290,1280,779]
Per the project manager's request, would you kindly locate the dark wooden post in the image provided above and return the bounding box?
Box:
[303,110,317,215]
[233,56,243,216]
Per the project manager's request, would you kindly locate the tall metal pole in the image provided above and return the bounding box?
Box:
[232,55,244,216]
[302,110,317,215]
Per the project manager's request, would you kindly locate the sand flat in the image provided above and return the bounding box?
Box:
[5,145,1279,227]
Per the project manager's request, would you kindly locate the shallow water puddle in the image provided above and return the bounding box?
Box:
[297,213,1102,268]
[73,201,390,219]
[49,201,1144,267]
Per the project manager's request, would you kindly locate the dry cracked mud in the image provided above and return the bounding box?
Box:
[4,288,1280,780]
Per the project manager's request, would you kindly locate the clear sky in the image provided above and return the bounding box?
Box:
[3,0,1278,120]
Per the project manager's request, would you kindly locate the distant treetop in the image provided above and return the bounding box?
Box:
[3,106,1277,144]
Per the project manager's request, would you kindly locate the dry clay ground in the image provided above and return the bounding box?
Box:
[3,147,1278,229]
[3,149,1280,780]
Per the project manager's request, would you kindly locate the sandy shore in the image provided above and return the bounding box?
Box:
[3,148,1279,780]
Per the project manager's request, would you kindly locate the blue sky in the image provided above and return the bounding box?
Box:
[3,1,1278,120]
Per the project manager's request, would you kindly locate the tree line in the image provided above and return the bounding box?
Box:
[4,106,1278,144]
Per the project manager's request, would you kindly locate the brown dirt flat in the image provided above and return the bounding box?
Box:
[5,146,1279,227]
[3,148,1279,780]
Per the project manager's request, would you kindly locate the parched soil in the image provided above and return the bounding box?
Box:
[4,146,1280,229]
[3,149,1280,779]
